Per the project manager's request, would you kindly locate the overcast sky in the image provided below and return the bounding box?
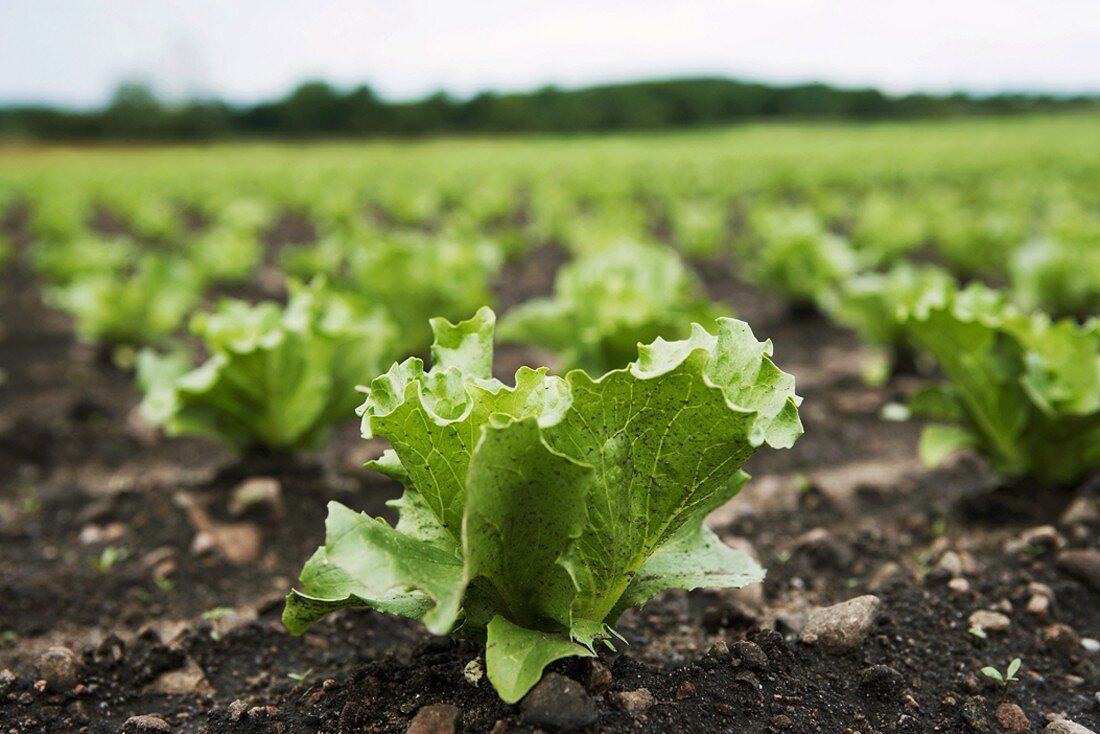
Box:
[2,0,1099,107]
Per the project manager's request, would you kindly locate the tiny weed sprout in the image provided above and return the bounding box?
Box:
[93,546,130,573]
[287,669,313,683]
[284,308,802,702]
[968,626,988,640]
[202,607,235,622]
[980,658,1022,689]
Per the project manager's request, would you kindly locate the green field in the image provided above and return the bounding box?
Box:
[1,112,1098,711]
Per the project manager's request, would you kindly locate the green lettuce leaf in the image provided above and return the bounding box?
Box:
[901,282,1100,484]
[285,307,801,702]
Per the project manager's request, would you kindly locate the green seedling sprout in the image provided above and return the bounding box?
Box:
[980,658,1021,689]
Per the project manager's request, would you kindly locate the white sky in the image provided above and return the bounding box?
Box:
[2,0,1099,107]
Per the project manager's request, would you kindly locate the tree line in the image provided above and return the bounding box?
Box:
[2,77,1096,141]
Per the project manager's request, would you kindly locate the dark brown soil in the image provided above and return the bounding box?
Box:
[1,205,1097,734]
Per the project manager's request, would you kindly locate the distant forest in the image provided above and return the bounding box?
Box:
[2,77,1097,141]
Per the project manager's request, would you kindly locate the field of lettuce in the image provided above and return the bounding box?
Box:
[0,114,1098,733]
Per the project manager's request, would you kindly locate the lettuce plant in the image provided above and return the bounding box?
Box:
[1009,205,1100,318]
[284,307,801,702]
[849,192,927,267]
[900,283,1100,484]
[282,231,502,355]
[822,264,955,383]
[667,198,729,259]
[46,254,203,347]
[745,206,859,307]
[32,235,137,286]
[138,279,395,452]
[497,241,724,373]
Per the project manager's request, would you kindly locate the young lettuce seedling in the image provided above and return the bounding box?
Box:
[284,307,802,702]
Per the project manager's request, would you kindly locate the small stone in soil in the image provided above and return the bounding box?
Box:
[799,595,881,652]
[407,703,461,734]
[949,577,971,593]
[936,550,965,577]
[1027,594,1051,617]
[968,610,1011,633]
[1059,495,1100,527]
[123,714,172,733]
[1057,549,1100,593]
[584,659,612,695]
[729,640,768,669]
[36,646,80,691]
[610,688,655,717]
[229,476,284,519]
[521,673,598,732]
[995,702,1029,732]
[1043,623,1082,660]
[1004,525,1065,554]
[227,699,248,722]
[857,664,905,701]
[1044,720,1098,734]
[1082,638,1100,653]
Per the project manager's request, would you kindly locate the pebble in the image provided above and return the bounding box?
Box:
[462,657,484,687]
[78,522,127,545]
[122,715,172,733]
[147,657,213,696]
[36,646,80,691]
[584,659,612,695]
[520,673,598,732]
[1058,550,1100,593]
[1027,594,1051,618]
[1082,638,1100,653]
[229,477,284,519]
[995,702,1029,732]
[1004,525,1065,554]
[1059,496,1100,527]
[936,550,965,578]
[227,700,248,722]
[968,610,1011,633]
[1028,582,1055,599]
[0,669,15,693]
[407,703,461,734]
[800,595,881,652]
[610,689,655,717]
[1044,720,1098,734]
[869,561,906,591]
[949,578,972,593]
[1043,624,1082,659]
